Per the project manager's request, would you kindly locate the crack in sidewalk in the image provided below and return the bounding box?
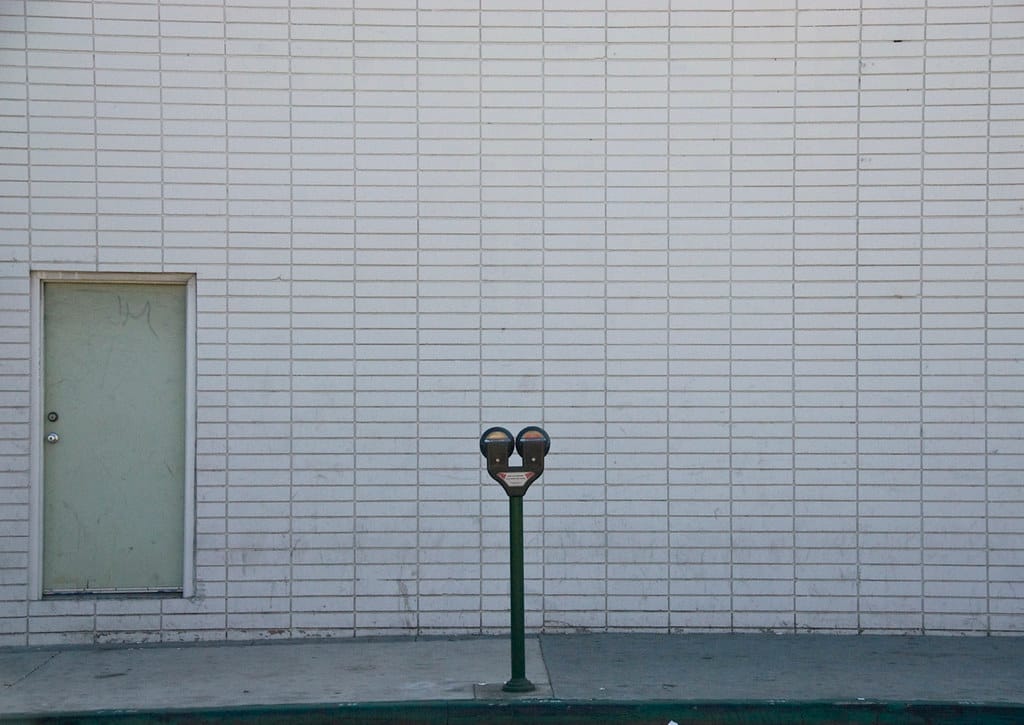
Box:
[4,651,61,689]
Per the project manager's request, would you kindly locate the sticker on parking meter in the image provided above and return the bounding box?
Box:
[498,471,535,488]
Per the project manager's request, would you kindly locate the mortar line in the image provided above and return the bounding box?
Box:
[855,0,864,635]
[983,0,993,634]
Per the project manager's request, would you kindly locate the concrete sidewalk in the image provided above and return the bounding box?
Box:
[2,633,1023,722]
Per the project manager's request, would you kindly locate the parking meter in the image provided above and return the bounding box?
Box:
[480,425,550,693]
[481,426,549,497]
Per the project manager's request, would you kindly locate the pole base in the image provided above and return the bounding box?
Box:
[502,677,536,693]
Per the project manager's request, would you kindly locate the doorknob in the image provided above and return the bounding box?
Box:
[46,432,59,444]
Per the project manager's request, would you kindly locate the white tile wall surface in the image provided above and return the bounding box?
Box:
[1,0,1022,644]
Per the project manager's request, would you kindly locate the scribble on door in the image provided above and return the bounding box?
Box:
[115,295,158,337]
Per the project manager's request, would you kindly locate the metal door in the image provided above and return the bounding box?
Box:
[42,282,186,593]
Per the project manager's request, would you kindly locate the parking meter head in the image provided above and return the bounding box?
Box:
[480,426,515,458]
[515,426,550,458]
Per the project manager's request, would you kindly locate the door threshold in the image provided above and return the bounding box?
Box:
[42,589,184,600]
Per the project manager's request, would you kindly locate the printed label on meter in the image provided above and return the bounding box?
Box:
[498,471,535,488]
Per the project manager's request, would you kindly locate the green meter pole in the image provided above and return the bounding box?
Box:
[480,425,549,695]
[504,495,533,692]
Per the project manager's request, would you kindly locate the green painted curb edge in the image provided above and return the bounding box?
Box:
[3,700,1024,725]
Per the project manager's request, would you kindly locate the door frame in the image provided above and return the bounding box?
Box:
[29,271,197,599]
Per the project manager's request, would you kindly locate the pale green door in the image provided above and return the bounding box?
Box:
[43,282,186,594]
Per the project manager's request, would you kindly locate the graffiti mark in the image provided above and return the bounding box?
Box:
[115,295,158,337]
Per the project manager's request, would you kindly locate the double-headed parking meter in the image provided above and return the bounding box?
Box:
[480,425,549,497]
[480,425,550,693]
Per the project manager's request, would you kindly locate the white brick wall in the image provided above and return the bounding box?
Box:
[0,0,1022,644]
